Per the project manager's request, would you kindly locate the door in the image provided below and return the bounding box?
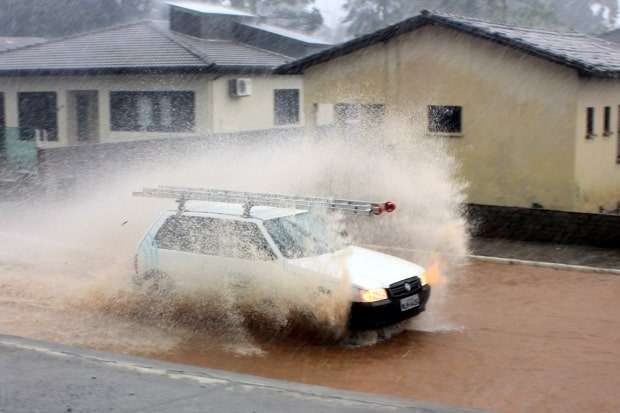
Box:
[73,91,99,143]
[151,215,279,294]
[76,94,90,142]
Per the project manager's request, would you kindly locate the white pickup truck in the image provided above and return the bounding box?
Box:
[133,187,431,330]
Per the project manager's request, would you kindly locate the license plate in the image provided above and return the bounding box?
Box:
[400,294,420,311]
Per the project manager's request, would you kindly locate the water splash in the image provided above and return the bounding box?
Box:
[0,126,469,350]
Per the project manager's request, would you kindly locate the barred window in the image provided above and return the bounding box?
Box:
[428,105,462,134]
[110,91,195,132]
[274,89,300,125]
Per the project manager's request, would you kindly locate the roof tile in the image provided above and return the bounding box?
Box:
[0,20,290,74]
[277,10,620,77]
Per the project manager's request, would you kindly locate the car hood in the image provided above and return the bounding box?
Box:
[286,246,425,289]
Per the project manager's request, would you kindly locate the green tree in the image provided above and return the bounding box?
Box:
[341,0,416,37]
[228,0,324,32]
[341,0,601,37]
[545,0,617,33]
[0,0,154,37]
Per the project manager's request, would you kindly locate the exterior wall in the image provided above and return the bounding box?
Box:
[0,74,211,147]
[0,73,304,147]
[302,25,583,211]
[575,79,620,212]
[211,75,304,133]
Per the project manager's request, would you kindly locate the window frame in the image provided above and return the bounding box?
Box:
[586,107,596,139]
[109,91,195,133]
[274,89,300,126]
[617,106,620,164]
[427,105,463,135]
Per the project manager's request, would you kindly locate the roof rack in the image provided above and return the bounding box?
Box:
[133,186,397,217]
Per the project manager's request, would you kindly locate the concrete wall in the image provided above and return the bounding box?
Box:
[0,73,303,147]
[36,128,303,194]
[575,79,620,212]
[302,25,591,212]
[467,203,620,247]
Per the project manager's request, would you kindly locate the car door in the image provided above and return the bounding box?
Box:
[210,217,280,293]
[153,214,280,294]
[152,214,221,290]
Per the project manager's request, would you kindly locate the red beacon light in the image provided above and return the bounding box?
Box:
[373,201,397,215]
[384,201,397,213]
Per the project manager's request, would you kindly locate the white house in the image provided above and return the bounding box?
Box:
[0,1,330,148]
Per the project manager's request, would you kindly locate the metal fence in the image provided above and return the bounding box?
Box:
[0,127,38,179]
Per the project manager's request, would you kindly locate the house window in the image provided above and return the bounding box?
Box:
[334,103,385,127]
[428,105,462,134]
[18,92,58,141]
[362,104,385,126]
[274,89,300,126]
[335,103,361,126]
[110,91,195,132]
[604,106,611,136]
[586,107,595,138]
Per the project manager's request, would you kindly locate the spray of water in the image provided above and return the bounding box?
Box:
[0,125,469,352]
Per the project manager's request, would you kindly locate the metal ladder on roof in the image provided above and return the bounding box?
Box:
[133,186,397,217]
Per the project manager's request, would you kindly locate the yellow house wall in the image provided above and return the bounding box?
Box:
[574,79,620,211]
[303,25,582,211]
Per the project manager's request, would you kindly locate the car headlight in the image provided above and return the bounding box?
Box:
[419,271,428,286]
[357,288,388,303]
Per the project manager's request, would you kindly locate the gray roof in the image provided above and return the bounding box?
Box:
[164,28,290,67]
[0,37,46,52]
[166,1,255,17]
[278,10,620,78]
[0,21,290,75]
[240,22,331,45]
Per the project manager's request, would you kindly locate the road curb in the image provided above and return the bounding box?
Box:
[468,255,620,275]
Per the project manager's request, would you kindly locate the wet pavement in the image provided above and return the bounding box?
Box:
[1,336,485,413]
[1,259,619,413]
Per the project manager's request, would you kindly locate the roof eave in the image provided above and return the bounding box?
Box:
[0,66,216,77]
[0,64,281,77]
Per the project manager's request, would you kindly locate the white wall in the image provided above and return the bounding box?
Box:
[0,72,304,147]
[211,75,304,133]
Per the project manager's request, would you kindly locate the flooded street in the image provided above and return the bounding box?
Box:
[1,258,619,413]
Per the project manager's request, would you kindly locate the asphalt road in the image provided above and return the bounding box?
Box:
[0,335,480,413]
[0,258,619,413]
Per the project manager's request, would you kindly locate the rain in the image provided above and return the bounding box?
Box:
[1,1,620,413]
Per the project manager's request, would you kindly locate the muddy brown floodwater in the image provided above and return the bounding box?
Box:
[1,260,619,413]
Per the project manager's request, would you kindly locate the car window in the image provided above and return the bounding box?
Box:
[264,213,348,259]
[154,215,276,261]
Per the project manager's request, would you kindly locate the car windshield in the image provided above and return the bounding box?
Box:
[263,213,348,259]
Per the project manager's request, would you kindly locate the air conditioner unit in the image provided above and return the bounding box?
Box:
[229,78,252,97]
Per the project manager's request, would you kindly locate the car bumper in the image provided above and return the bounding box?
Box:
[349,285,431,330]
